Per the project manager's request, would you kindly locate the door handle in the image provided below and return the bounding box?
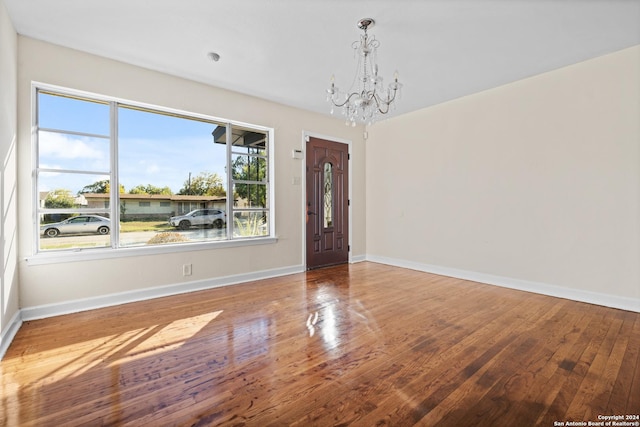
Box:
[307,211,316,215]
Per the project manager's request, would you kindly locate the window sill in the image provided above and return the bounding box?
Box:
[25,236,278,266]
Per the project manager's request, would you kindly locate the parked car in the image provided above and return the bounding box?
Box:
[169,209,226,230]
[41,215,112,237]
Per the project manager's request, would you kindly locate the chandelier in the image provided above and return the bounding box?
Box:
[326,18,402,126]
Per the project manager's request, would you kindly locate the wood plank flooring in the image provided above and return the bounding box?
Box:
[1,262,638,426]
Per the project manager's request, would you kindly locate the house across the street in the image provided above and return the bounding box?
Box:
[82,193,228,220]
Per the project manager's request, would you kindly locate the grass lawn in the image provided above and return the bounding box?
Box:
[120,221,173,232]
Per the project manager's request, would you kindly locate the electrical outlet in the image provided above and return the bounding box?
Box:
[182,264,192,276]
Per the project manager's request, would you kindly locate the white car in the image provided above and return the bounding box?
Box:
[41,215,111,237]
[169,209,226,230]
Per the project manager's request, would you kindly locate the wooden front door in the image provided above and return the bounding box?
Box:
[306,137,349,269]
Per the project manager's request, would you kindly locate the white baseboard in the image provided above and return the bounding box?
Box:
[350,254,367,263]
[367,255,640,313]
[0,310,23,360]
[21,264,305,321]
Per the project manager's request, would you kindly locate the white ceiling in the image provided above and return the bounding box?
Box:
[5,0,640,120]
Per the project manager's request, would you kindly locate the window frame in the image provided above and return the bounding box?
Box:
[28,82,276,265]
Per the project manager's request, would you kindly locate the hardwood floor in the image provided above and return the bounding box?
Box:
[1,262,638,426]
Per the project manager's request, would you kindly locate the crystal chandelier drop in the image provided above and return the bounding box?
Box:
[326,18,402,126]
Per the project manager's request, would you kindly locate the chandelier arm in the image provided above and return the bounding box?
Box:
[371,94,389,115]
[329,91,363,108]
[371,86,399,114]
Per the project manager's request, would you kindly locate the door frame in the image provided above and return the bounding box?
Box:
[301,131,353,269]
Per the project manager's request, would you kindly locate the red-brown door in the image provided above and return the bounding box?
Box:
[306,137,349,269]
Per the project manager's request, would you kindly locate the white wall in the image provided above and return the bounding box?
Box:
[0,0,20,353]
[16,37,365,310]
[366,46,640,308]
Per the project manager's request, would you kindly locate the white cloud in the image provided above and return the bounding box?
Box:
[142,161,160,174]
[39,132,106,160]
[38,163,62,171]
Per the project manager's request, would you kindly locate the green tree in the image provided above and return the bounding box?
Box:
[232,156,267,207]
[129,184,173,195]
[80,179,124,194]
[178,172,226,196]
[44,189,76,208]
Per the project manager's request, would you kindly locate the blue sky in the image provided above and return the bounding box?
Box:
[38,93,227,195]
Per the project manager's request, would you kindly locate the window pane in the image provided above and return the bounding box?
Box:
[324,162,333,228]
[233,183,267,209]
[39,130,110,172]
[219,125,266,155]
[38,92,110,136]
[39,172,111,206]
[231,154,267,182]
[117,106,229,247]
[39,214,111,251]
[233,211,269,238]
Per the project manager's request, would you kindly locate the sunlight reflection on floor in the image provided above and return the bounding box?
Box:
[120,310,224,361]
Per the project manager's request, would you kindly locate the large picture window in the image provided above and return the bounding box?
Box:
[35,86,272,254]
